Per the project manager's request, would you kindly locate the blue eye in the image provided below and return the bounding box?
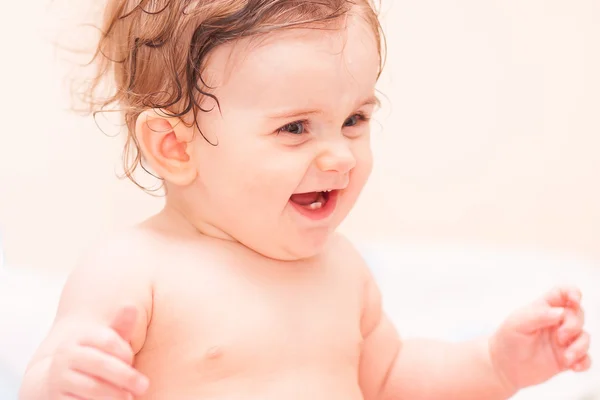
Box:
[343,113,367,127]
[279,121,305,135]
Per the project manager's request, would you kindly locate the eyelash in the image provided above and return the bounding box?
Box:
[277,112,370,136]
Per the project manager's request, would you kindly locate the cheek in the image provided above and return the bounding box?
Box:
[240,152,312,203]
[352,139,373,185]
[194,136,309,203]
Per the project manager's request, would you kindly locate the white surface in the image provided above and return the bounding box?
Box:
[0,267,65,375]
[1,242,599,399]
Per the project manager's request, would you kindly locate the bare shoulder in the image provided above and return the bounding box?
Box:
[327,234,383,336]
[50,227,159,352]
[326,233,374,285]
[74,226,162,279]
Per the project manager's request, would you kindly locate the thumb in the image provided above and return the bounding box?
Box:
[110,305,139,342]
[515,306,565,334]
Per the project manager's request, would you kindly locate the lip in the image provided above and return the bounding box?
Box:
[289,190,339,221]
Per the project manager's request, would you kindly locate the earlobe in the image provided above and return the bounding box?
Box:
[135,109,198,186]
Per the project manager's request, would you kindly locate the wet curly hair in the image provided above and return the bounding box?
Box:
[80,0,385,191]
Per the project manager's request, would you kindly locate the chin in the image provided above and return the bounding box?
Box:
[249,229,335,262]
[281,228,337,261]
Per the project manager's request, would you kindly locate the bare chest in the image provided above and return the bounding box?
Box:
[136,255,364,386]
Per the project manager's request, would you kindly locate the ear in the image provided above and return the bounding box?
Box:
[134,109,198,186]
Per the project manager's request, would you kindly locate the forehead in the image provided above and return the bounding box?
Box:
[203,15,380,111]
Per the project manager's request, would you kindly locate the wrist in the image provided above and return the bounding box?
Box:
[487,335,519,398]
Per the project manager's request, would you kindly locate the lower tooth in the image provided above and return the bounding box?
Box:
[309,202,323,210]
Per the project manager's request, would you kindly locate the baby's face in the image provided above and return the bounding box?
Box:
[187,16,379,260]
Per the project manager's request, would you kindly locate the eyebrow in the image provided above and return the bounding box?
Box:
[266,95,380,120]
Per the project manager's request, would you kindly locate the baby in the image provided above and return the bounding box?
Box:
[20,0,591,399]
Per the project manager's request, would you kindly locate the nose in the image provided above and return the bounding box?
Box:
[316,141,357,174]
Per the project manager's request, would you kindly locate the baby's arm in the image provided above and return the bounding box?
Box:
[19,237,153,399]
[357,261,514,400]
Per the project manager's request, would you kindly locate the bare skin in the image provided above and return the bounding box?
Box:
[21,215,373,400]
[136,223,366,399]
[19,213,591,400]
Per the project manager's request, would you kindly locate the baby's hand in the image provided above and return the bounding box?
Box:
[47,306,149,399]
[489,286,591,392]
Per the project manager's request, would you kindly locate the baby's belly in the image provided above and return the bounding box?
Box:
[136,368,364,400]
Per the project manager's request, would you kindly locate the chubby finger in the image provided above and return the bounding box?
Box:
[69,346,149,396]
[564,332,590,368]
[515,306,565,333]
[556,307,585,346]
[544,286,582,308]
[567,289,582,307]
[79,327,134,365]
[62,370,131,399]
[571,355,592,372]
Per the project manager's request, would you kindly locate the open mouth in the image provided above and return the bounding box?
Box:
[290,190,332,210]
[289,190,338,220]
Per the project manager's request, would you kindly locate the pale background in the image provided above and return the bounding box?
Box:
[0,0,598,270]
